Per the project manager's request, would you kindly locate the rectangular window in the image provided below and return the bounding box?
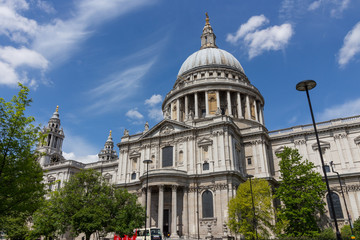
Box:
[247,157,252,165]
[162,146,173,167]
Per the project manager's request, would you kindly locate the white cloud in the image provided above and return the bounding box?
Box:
[0,61,19,86]
[318,98,360,121]
[145,94,162,106]
[0,4,38,43]
[126,108,144,120]
[0,46,48,68]
[247,23,293,59]
[61,130,99,163]
[330,0,350,18]
[227,15,293,59]
[226,15,268,44]
[32,0,152,64]
[338,21,360,67]
[86,60,155,114]
[34,0,55,14]
[0,0,154,87]
[148,108,163,121]
[63,152,98,164]
[308,0,322,10]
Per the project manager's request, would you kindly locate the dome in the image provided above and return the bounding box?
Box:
[178,48,244,76]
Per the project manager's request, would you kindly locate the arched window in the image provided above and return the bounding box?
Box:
[131,172,136,180]
[327,192,344,219]
[202,190,214,218]
[203,162,209,171]
[178,151,183,164]
[162,146,173,167]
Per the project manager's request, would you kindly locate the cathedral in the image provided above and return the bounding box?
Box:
[38,15,360,239]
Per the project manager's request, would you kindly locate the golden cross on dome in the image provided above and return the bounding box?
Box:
[109,130,112,137]
[205,12,209,25]
[56,105,59,113]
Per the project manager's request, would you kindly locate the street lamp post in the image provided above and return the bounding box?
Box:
[247,174,258,240]
[143,159,153,240]
[330,161,354,235]
[296,80,342,240]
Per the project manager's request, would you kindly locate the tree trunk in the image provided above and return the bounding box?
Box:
[86,232,92,240]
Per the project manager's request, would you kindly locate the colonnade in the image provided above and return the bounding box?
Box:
[166,90,264,124]
[142,185,183,238]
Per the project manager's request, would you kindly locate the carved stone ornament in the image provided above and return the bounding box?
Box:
[160,125,174,135]
[294,139,306,145]
[312,140,330,151]
[354,136,360,145]
[345,184,360,192]
[198,137,213,147]
[334,132,347,140]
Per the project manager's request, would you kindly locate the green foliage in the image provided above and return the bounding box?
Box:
[31,169,145,240]
[353,217,360,238]
[0,83,45,230]
[318,227,336,240]
[228,178,274,239]
[275,147,326,237]
[341,225,353,240]
[1,213,31,240]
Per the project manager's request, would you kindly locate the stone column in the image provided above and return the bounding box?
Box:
[334,134,347,169]
[176,98,180,122]
[252,141,259,174]
[183,188,189,236]
[158,185,164,233]
[343,135,355,167]
[205,91,209,117]
[246,95,251,119]
[237,92,243,118]
[49,135,54,148]
[227,91,232,116]
[185,95,188,120]
[194,93,199,119]
[216,91,220,109]
[171,185,179,237]
[254,100,258,121]
[147,187,152,227]
[258,103,264,124]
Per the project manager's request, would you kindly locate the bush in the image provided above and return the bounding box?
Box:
[341,225,352,240]
[318,227,336,240]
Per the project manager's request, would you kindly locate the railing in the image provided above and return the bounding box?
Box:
[43,160,86,169]
[269,115,360,136]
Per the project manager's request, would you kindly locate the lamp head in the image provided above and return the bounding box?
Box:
[296,80,317,91]
[143,159,153,164]
[246,174,254,178]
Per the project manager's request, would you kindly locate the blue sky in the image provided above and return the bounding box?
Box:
[1,0,360,163]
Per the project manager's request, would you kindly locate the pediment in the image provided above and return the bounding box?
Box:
[129,150,140,157]
[198,137,213,146]
[275,146,285,155]
[47,175,56,182]
[312,140,330,151]
[355,136,360,145]
[103,173,112,179]
[139,119,192,139]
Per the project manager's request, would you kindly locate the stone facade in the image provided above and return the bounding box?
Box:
[38,15,360,239]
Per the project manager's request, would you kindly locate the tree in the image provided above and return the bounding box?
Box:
[275,147,327,237]
[31,169,145,240]
[0,84,45,227]
[1,213,31,240]
[228,178,274,239]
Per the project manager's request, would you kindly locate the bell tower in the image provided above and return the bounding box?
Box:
[98,130,118,161]
[200,13,218,49]
[38,106,65,166]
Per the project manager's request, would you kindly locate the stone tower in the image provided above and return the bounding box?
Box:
[98,130,118,161]
[38,106,65,166]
